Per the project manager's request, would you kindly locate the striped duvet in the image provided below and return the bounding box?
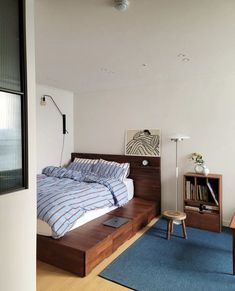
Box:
[37,167,128,239]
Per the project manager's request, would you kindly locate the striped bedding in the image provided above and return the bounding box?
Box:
[37,167,128,239]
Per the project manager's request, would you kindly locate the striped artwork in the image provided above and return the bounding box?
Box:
[37,167,128,239]
[125,129,161,157]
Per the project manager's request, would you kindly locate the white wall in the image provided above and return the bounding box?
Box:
[74,73,235,226]
[72,0,235,226]
[36,84,74,173]
[0,1,36,291]
[34,0,235,226]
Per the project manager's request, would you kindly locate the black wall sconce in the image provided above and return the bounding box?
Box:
[41,95,68,135]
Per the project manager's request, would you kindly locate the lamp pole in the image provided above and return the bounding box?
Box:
[175,139,178,211]
[170,135,190,212]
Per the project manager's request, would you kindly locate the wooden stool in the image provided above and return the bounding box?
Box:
[162,210,187,240]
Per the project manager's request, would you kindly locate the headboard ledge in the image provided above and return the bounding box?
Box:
[71,152,160,168]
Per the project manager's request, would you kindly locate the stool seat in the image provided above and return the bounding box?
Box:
[162,210,187,240]
[162,210,186,220]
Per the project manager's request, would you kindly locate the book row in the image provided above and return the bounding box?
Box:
[185,180,218,205]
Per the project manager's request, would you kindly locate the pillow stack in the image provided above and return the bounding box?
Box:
[67,158,130,181]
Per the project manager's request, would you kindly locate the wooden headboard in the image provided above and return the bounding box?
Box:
[71,153,161,213]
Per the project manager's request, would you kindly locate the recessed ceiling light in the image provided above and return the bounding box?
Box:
[114,0,130,11]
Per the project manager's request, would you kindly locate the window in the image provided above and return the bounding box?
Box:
[0,0,27,194]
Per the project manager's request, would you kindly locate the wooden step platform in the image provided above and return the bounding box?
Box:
[37,198,157,276]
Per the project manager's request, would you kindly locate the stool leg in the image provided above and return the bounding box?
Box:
[167,220,171,240]
[233,229,235,275]
[182,220,187,239]
[171,220,174,233]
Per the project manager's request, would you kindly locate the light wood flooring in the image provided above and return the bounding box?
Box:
[37,217,158,291]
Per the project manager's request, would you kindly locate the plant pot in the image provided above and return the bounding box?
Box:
[202,167,210,176]
[194,164,209,176]
[194,164,204,174]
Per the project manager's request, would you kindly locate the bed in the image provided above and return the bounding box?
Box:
[37,153,161,276]
[37,178,134,237]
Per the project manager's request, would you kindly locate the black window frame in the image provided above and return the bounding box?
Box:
[0,0,28,194]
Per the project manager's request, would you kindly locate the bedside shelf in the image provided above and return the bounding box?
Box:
[183,172,222,232]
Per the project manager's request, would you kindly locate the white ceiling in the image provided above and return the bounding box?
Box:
[35,0,235,93]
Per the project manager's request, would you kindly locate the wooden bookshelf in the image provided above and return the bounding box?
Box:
[183,172,222,232]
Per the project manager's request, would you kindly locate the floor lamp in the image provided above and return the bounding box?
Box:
[170,135,190,213]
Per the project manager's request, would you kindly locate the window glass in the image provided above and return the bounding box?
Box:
[0,0,27,194]
[0,92,22,192]
[0,0,21,91]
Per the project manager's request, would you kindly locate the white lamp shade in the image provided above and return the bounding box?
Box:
[170,135,190,142]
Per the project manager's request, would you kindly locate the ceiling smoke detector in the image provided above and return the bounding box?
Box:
[114,0,129,11]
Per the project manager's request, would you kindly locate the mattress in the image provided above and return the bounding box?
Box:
[37,178,134,237]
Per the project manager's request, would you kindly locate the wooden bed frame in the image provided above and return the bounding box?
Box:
[37,153,161,276]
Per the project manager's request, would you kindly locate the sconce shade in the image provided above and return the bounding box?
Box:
[40,96,46,106]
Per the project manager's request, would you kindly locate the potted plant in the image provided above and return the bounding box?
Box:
[189,153,209,175]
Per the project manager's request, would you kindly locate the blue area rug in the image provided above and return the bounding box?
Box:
[99,219,235,291]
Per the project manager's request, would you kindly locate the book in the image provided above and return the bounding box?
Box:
[207,182,219,205]
[196,185,199,200]
[191,184,195,200]
[185,205,200,212]
[186,181,191,199]
[202,185,208,202]
[204,205,219,211]
[198,185,202,200]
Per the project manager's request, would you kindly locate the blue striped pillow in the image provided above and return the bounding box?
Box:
[42,166,67,178]
[92,159,130,181]
[63,169,85,181]
[67,158,98,174]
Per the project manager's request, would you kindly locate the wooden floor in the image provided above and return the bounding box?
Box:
[37,217,159,291]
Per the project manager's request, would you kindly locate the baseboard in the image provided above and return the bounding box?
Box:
[223,220,230,227]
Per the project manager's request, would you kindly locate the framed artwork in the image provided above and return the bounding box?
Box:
[125,129,161,157]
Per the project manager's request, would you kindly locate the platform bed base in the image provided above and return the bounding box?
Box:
[37,198,157,276]
[37,153,161,276]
